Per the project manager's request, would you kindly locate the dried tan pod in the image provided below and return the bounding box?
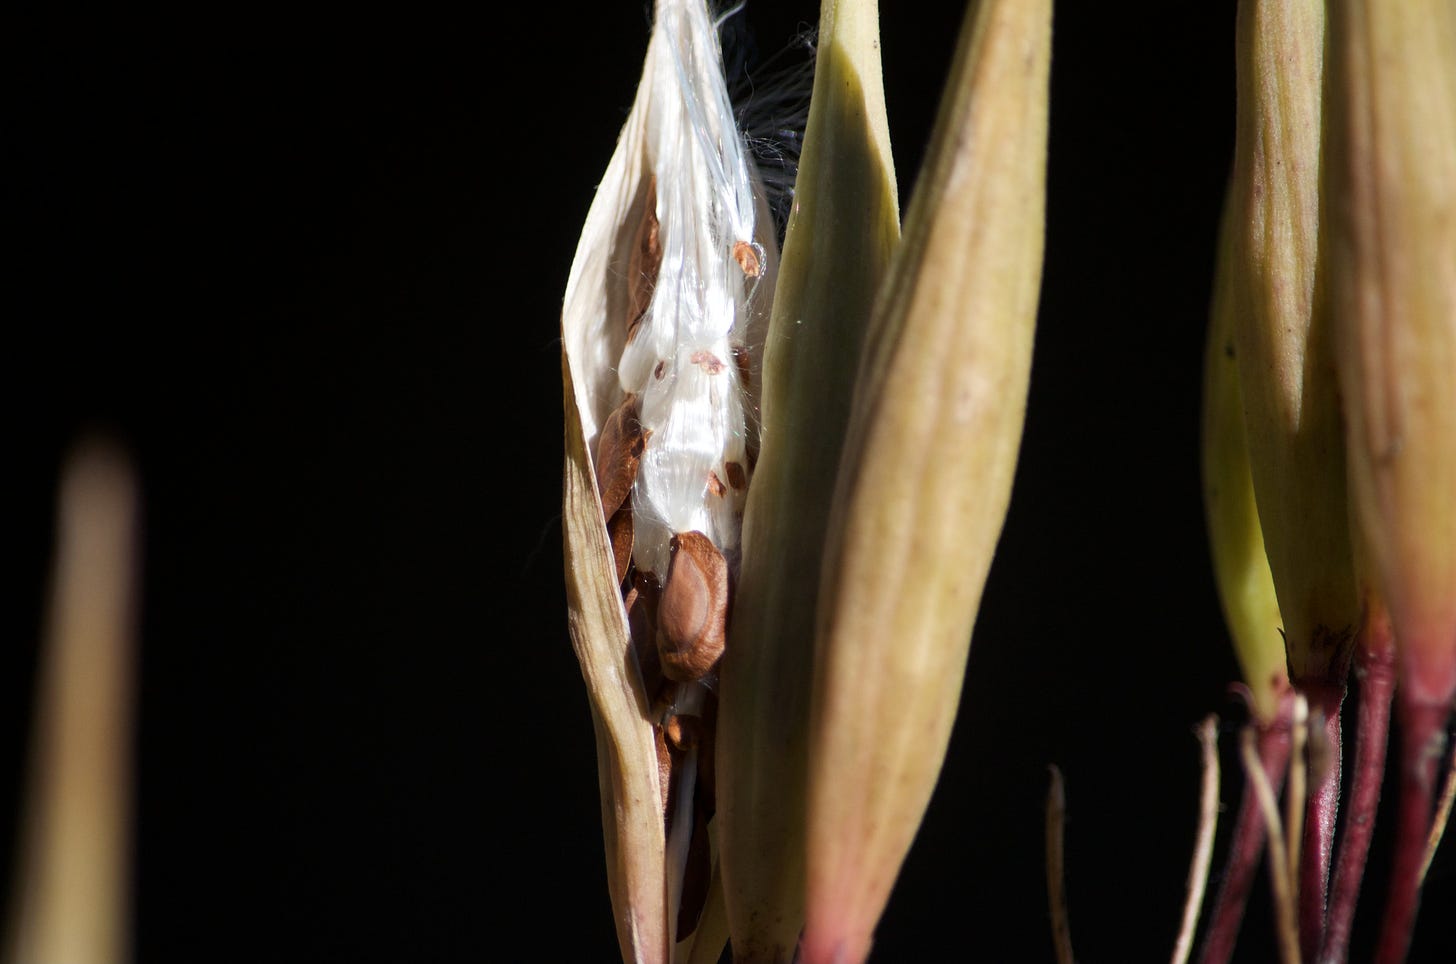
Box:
[797,2,1051,962]
[716,0,901,958]
[657,532,729,683]
[561,34,672,964]
[1227,0,1358,695]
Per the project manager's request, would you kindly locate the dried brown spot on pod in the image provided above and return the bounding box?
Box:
[732,239,761,278]
[706,470,726,498]
[625,572,665,706]
[724,461,747,491]
[689,350,724,375]
[657,531,729,682]
[626,177,662,341]
[594,394,648,520]
[676,804,712,940]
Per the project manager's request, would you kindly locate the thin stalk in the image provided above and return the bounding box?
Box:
[1419,738,1456,883]
[1046,766,1074,964]
[1296,681,1344,961]
[1319,627,1396,964]
[1199,699,1293,964]
[1287,695,1309,903]
[1374,701,1450,964]
[1172,717,1221,964]
[1243,728,1301,964]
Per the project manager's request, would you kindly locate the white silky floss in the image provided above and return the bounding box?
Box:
[618,0,766,582]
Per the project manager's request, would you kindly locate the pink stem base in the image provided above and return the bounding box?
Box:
[1374,699,1450,964]
[1298,680,1346,961]
[1199,700,1293,964]
[1319,635,1396,964]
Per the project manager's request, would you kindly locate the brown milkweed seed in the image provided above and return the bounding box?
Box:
[626,176,662,340]
[689,350,725,375]
[664,713,702,751]
[724,461,746,490]
[706,471,726,498]
[606,506,634,585]
[732,239,762,278]
[657,530,729,682]
[595,394,647,520]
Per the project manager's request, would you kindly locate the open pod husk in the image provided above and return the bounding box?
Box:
[798,1,1051,961]
[716,1,900,960]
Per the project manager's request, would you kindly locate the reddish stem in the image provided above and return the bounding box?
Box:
[1319,631,1396,964]
[1199,701,1293,964]
[1298,680,1346,961]
[1374,699,1450,964]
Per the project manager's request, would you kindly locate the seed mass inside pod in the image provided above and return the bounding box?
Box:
[657,530,730,682]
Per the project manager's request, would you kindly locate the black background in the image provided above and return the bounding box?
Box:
[7,2,1454,961]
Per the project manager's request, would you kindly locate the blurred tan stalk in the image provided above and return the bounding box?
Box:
[6,441,139,964]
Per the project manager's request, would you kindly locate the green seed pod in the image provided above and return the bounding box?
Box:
[1202,199,1289,726]
[798,1,1051,961]
[715,1,900,960]
[1226,0,1359,692]
[1326,0,1456,711]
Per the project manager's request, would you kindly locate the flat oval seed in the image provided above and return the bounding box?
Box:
[657,531,729,682]
[626,176,662,341]
[594,394,647,520]
[606,506,633,584]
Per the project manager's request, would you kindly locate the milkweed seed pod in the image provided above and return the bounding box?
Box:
[560,2,780,961]
[1326,0,1456,717]
[1202,200,1290,727]
[799,2,1051,962]
[1325,5,1456,958]
[714,1,900,960]
[1227,0,1358,698]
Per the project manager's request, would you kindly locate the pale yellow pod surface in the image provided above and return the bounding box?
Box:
[1227,0,1358,686]
[799,2,1051,962]
[1202,201,1289,726]
[716,1,900,960]
[1327,0,1456,708]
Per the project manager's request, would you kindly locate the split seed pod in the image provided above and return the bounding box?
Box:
[715,0,900,960]
[561,2,780,962]
[798,2,1051,962]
